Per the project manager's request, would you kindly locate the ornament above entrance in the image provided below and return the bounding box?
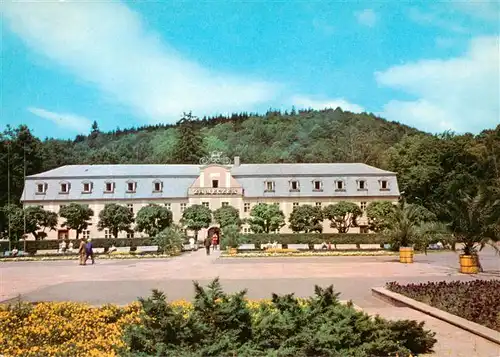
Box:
[199,151,231,166]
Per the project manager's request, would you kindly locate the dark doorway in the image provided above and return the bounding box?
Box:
[207,226,221,239]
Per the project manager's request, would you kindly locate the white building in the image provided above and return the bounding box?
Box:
[21,152,400,239]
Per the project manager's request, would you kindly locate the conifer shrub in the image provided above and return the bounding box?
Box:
[121,278,436,357]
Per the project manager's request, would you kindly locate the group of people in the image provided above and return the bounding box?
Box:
[203,233,219,255]
[78,237,94,265]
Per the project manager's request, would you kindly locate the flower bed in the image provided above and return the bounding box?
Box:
[386,280,500,332]
[0,252,178,262]
[221,249,398,258]
[1,279,437,357]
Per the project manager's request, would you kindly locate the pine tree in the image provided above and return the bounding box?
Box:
[171,112,206,164]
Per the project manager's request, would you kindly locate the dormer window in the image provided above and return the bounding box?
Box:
[335,180,345,191]
[289,180,300,192]
[313,180,323,191]
[59,182,70,194]
[82,181,93,193]
[36,182,48,194]
[379,179,389,191]
[104,182,115,193]
[357,180,367,190]
[127,181,137,193]
[264,181,275,192]
[153,181,163,192]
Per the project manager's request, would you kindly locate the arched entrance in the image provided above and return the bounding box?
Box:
[207,226,221,240]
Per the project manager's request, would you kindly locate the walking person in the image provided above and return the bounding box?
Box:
[212,233,218,251]
[189,237,196,251]
[78,238,87,266]
[204,236,212,255]
[85,238,95,265]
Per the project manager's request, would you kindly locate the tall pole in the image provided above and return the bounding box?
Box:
[7,142,11,251]
[23,143,27,253]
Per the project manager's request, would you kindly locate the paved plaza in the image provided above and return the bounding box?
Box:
[1,249,499,356]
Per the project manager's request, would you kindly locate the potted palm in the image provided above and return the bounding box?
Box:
[384,202,438,263]
[443,189,500,274]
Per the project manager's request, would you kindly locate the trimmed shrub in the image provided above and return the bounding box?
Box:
[240,233,386,245]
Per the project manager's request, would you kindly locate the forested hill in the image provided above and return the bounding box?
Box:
[1,108,499,218]
[38,108,424,169]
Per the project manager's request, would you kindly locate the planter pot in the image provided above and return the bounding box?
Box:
[399,247,414,263]
[459,254,479,274]
[228,248,238,255]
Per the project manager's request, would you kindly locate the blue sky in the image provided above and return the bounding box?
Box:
[1,0,499,139]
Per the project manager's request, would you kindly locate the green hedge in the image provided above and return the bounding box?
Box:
[240,233,386,245]
[1,237,156,253]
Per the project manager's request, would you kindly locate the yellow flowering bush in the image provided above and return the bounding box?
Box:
[0,301,141,357]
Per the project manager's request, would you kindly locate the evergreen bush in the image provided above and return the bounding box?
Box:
[121,278,436,357]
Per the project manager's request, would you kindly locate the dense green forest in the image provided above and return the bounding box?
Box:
[1,108,499,233]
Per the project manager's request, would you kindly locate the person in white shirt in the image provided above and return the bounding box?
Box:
[189,237,195,251]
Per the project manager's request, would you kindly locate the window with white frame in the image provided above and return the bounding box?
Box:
[104,182,115,193]
[222,202,229,207]
[360,201,367,211]
[104,229,111,239]
[264,181,275,192]
[82,182,92,193]
[82,230,90,239]
[180,203,187,212]
[164,203,171,210]
[379,180,389,190]
[243,227,249,233]
[315,202,322,208]
[127,204,134,213]
[289,180,300,191]
[293,202,299,208]
[244,203,251,213]
[36,182,47,194]
[59,182,70,194]
[357,180,367,190]
[153,181,163,192]
[313,180,322,191]
[127,232,135,238]
[202,202,209,208]
[127,181,137,193]
[335,180,345,190]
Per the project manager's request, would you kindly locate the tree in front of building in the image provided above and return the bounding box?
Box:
[213,205,242,229]
[59,203,94,240]
[323,202,362,233]
[154,224,186,255]
[366,201,395,233]
[0,204,26,242]
[24,206,58,240]
[135,204,173,237]
[221,224,242,249]
[97,203,134,239]
[180,204,212,240]
[288,205,323,233]
[171,112,206,164]
[247,203,285,234]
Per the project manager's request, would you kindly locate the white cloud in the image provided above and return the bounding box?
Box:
[2,0,278,123]
[291,95,365,113]
[375,36,500,133]
[356,9,377,27]
[27,107,92,132]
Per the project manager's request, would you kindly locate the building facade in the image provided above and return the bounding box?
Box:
[21,152,400,240]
